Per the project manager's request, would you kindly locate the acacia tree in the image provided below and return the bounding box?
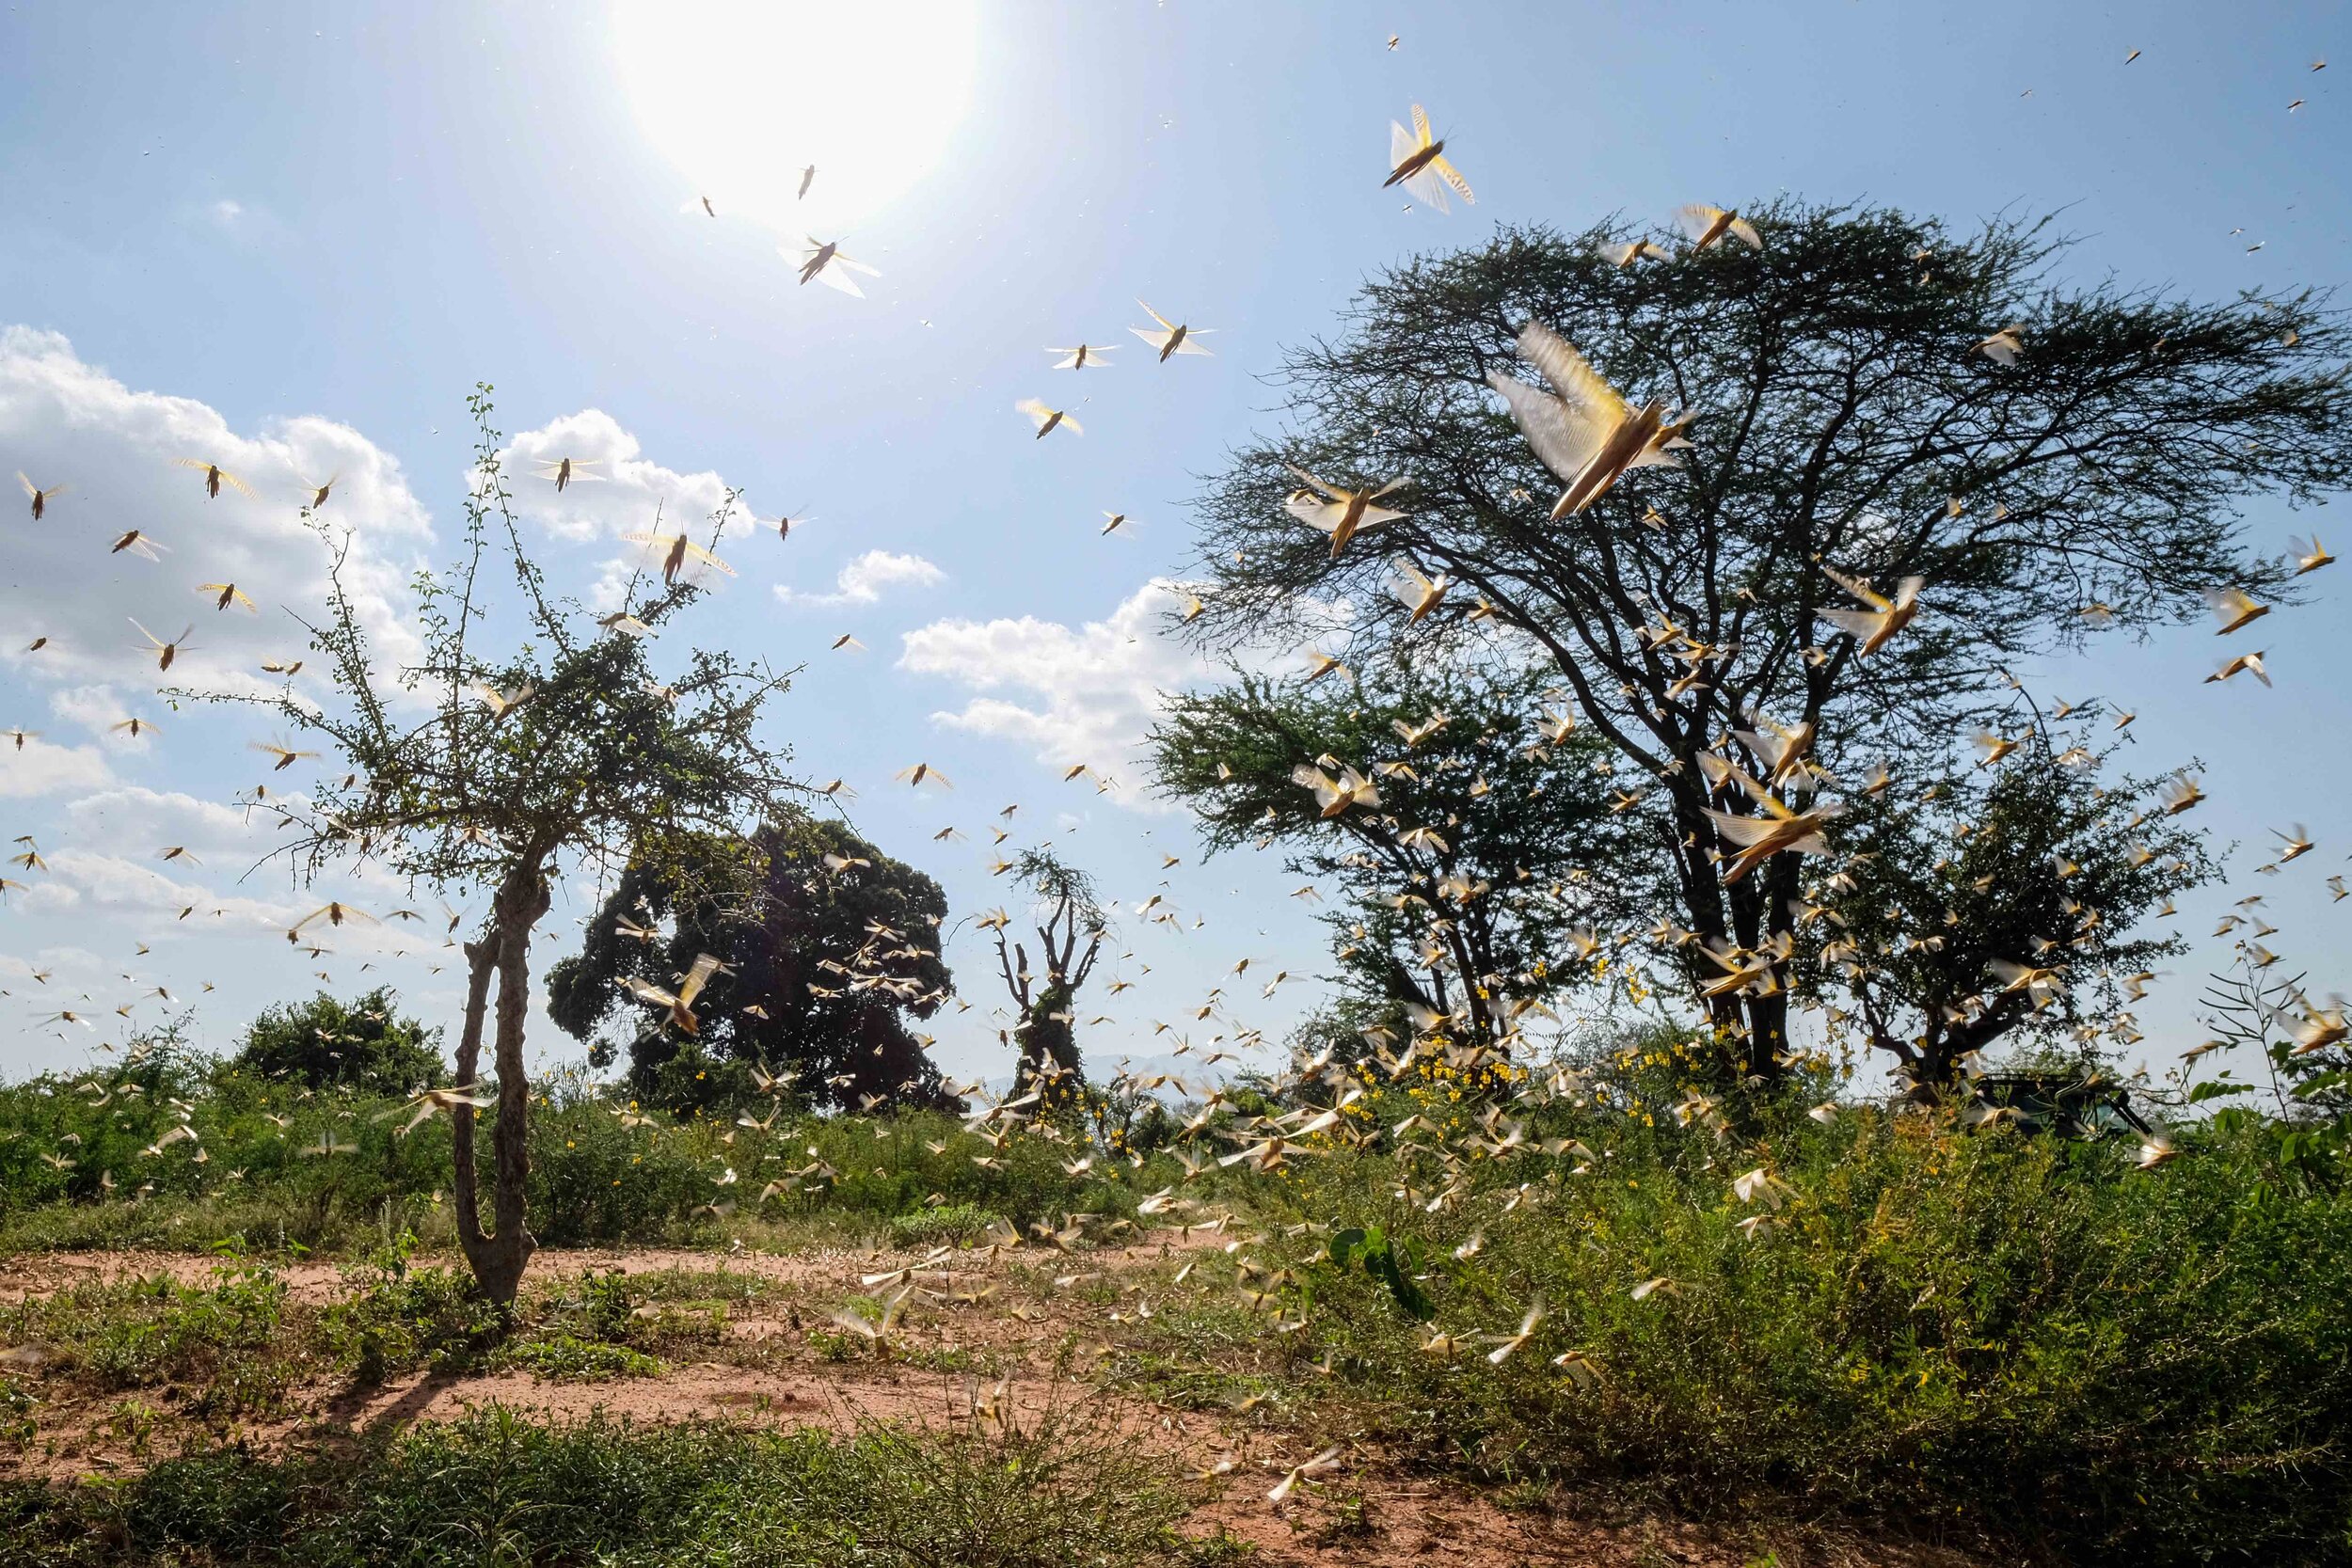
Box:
[1796,726,2213,1092]
[986,847,1107,1100]
[1151,659,1654,1052]
[546,815,960,1114]
[1184,200,2352,1081]
[198,388,801,1305]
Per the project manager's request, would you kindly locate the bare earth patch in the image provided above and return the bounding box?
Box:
[0,1241,1994,1565]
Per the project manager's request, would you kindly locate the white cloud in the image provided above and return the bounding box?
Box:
[0,946,104,988]
[498,408,747,546]
[897,580,1210,805]
[48,685,134,741]
[23,848,283,928]
[777,548,944,609]
[496,409,761,612]
[14,842,444,966]
[197,198,287,244]
[63,786,262,859]
[0,734,113,799]
[0,325,431,705]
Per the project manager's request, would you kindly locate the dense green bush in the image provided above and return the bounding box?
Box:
[317,1237,501,1384]
[1223,1084,2352,1565]
[220,990,446,1096]
[890,1200,1003,1249]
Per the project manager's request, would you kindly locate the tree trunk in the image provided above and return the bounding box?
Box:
[450,931,498,1274]
[1015,983,1083,1102]
[453,863,551,1307]
[1742,990,1791,1082]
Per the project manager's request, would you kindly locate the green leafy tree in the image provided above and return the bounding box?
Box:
[1798,726,2214,1092]
[1181,199,2352,1082]
[183,388,803,1305]
[1152,658,1653,1053]
[547,816,960,1114]
[221,988,446,1095]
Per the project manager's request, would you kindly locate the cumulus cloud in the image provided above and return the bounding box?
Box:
[777,549,945,609]
[0,734,113,799]
[5,788,296,933]
[64,786,262,858]
[494,409,761,611]
[0,325,431,704]
[48,685,135,742]
[497,408,747,545]
[0,946,105,987]
[15,846,441,965]
[897,580,1214,805]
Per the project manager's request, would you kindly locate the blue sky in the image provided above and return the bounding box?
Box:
[0,0,2343,1089]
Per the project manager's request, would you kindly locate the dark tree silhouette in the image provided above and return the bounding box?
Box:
[1798,724,2214,1092]
[1182,199,2352,1082]
[548,816,960,1114]
[1151,658,1652,1053]
[985,848,1107,1101]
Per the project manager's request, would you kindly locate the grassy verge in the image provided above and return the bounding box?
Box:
[1123,1090,2352,1566]
[0,1243,828,1462]
[0,1396,1184,1567]
[6,1045,2350,1563]
[0,1062,1159,1261]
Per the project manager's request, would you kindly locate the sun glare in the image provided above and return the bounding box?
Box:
[613,0,979,237]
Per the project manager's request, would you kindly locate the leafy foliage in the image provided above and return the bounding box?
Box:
[4,1401,1184,1568]
[220,988,445,1096]
[0,1262,294,1419]
[2183,954,2352,1198]
[1326,1224,1434,1321]
[1,1017,2349,1562]
[1183,200,2352,1071]
[0,1057,1154,1256]
[175,388,804,1302]
[1799,729,2215,1086]
[1186,1073,2352,1565]
[1153,658,1653,1049]
[548,815,960,1114]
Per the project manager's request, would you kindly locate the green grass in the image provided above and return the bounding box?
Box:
[492,1331,662,1381]
[0,1264,296,1418]
[317,1255,501,1383]
[0,1248,789,1444]
[0,1398,1185,1567]
[6,1031,2351,1563]
[0,1060,1168,1259]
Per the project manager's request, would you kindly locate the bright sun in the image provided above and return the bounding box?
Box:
[613,0,979,236]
